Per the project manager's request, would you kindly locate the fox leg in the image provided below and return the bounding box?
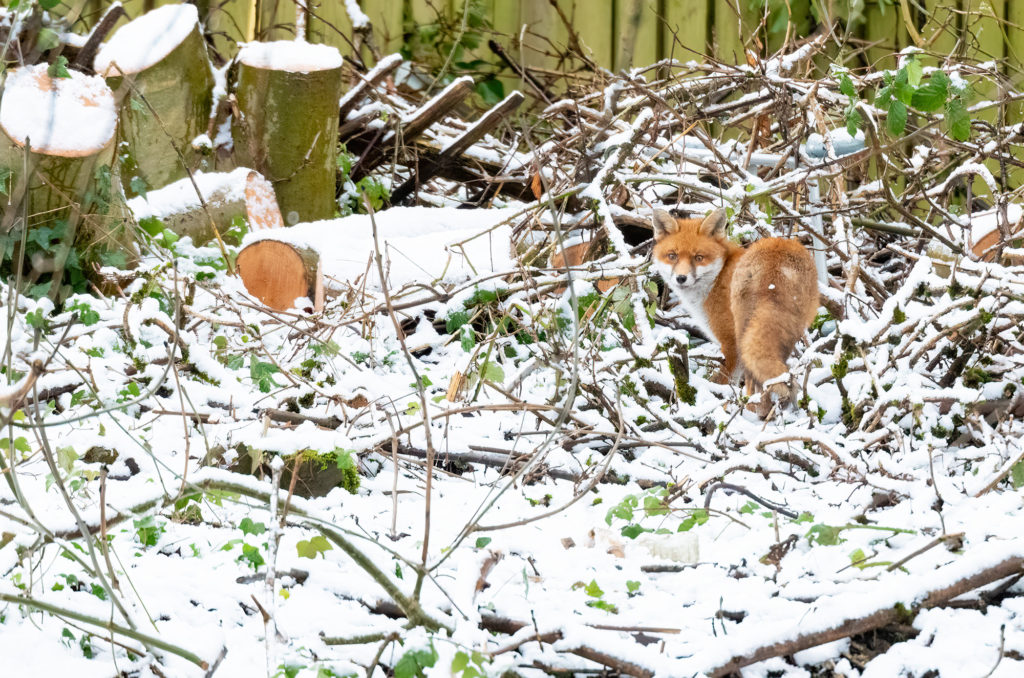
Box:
[738,315,793,407]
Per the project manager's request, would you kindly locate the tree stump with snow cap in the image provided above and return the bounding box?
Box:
[232,40,344,225]
[95,3,215,194]
[0,63,137,292]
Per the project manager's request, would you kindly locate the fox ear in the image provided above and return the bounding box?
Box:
[699,208,728,238]
[651,210,678,241]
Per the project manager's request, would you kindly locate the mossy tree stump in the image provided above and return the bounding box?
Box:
[95,4,215,195]
[232,40,344,225]
[0,64,137,298]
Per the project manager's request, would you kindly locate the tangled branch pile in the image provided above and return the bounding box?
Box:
[3,35,1024,678]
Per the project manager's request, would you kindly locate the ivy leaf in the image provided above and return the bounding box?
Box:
[36,27,61,51]
[239,517,266,536]
[480,361,504,383]
[47,55,71,79]
[129,175,149,200]
[945,98,971,141]
[887,99,908,136]
[584,579,604,598]
[910,73,948,112]
[296,536,333,559]
[39,0,61,9]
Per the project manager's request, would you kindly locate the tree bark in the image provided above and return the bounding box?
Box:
[232,42,344,225]
[98,6,215,193]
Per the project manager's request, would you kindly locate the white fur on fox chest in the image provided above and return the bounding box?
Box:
[653,258,723,345]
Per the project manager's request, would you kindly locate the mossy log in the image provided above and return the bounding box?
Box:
[0,64,138,294]
[232,41,344,225]
[237,238,324,312]
[95,4,215,194]
[129,168,283,246]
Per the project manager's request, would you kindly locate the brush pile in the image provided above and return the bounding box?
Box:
[3,30,1024,678]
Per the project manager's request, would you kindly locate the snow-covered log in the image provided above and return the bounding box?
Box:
[232,40,344,225]
[128,168,283,246]
[95,4,215,195]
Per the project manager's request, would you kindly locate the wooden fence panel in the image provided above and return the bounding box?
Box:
[663,0,709,62]
[862,1,908,71]
[615,0,659,71]
[713,0,758,64]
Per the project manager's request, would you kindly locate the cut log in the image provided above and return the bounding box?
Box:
[0,63,138,293]
[232,40,344,225]
[95,4,215,194]
[237,239,324,312]
[128,168,283,246]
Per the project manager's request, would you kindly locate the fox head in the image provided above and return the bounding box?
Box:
[651,208,729,297]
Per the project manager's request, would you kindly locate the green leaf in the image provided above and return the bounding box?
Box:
[1010,461,1024,489]
[451,651,470,673]
[460,324,475,352]
[296,536,333,559]
[57,446,78,475]
[39,0,61,9]
[845,106,862,138]
[475,78,504,106]
[945,98,971,141]
[584,579,604,598]
[626,580,641,593]
[642,493,668,517]
[129,176,149,200]
[249,356,280,393]
[621,523,647,539]
[887,99,908,136]
[139,216,165,237]
[47,55,71,79]
[238,543,265,570]
[911,72,948,112]
[394,645,438,678]
[475,537,492,548]
[239,517,266,536]
[838,73,857,99]
[36,27,60,51]
[904,55,923,88]
[678,508,709,532]
[806,523,845,546]
[481,361,504,383]
[446,310,470,333]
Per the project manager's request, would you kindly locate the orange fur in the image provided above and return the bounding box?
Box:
[651,209,818,406]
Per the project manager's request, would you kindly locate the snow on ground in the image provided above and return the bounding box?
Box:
[2,196,1024,678]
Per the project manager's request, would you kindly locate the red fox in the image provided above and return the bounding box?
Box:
[651,208,818,410]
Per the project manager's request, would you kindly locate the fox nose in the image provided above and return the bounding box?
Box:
[675,274,688,285]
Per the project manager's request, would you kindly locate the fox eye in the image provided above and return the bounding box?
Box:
[694,254,704,262]
[667,252,678,262]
